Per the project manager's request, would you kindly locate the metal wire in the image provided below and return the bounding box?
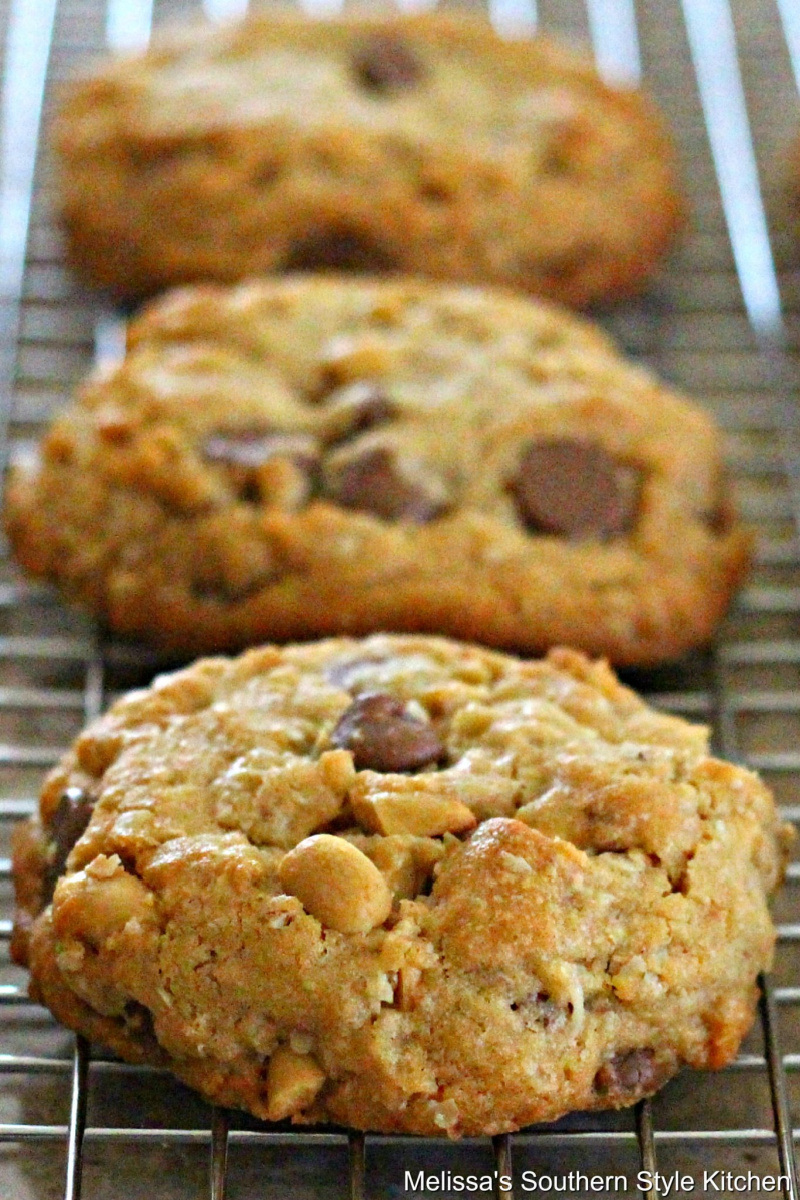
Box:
[584,0,641,83]
[0,0,798,1198]
[681,0,783,338]
[105,0,153,51]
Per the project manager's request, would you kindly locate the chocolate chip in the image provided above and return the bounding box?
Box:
[510,439,638,539]
[324,446,447,523]
[203,430,318,472]
[283,229,398,273]
[532,247,589,286]
[44,786,94,901]
[330,692,444,773]
[322,382,396,442]
[352,35,426,94]
[594,1049,658,1097]
[707,473,735,535]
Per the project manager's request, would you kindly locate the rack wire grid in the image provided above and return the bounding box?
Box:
[1,0,800,1197]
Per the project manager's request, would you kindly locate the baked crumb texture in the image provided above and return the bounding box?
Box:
[4,277,750,666]
[54,10,684,305]
[12,636,791,1136]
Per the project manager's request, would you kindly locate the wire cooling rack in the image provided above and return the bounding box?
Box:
[1,0,800,1197]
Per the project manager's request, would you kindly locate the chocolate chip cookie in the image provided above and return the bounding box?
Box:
[12,636,791,1135]
[53,10,683,305]
[4,276,750,666]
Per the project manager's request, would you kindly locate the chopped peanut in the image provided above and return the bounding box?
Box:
[254,457,313,510]
[352,791,476,838]
[266,1046,325,1121]
[367,835,445,900]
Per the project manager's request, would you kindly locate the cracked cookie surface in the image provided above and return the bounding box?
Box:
[12,635,791,1135]
[53,10,682,305]
[4,276,751,666]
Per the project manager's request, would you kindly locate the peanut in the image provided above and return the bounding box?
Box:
[53,857,156,948]
[254,457,313,510]
[266,1046,325,1121]
[278,834,392,933]
[319,334,396,384]
[352,791,476,838]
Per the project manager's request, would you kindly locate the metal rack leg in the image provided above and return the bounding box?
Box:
[761,977,799,1200]
[63,1035,89,1200]
[635,1100,660,1200]
[493,1133,514,1199]
[349,1130,365,1200]
[209,1107,230,1200]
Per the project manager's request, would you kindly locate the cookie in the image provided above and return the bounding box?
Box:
[4,277,750,666]
[53,10,683,305]
[12,635,791,1136]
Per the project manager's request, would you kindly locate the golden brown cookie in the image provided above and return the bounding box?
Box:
[12,636,791,1135]
[53,9,683,305]
[4,276,750,666]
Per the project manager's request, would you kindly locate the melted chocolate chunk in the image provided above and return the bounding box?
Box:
[330,692,444,773]
[706,469,735,535]
[122,999,157,1040]
[510,439,638,539]
[352,35,426,94]
[594,1049,658,1097]
[324,446,446,522]
[44,786,94,901]
[283,229,398,273]
[708,496,733,535]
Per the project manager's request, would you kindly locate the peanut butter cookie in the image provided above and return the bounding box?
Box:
[12,636,790,1135]
[4,276,750,666]
[53,9,683,305]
